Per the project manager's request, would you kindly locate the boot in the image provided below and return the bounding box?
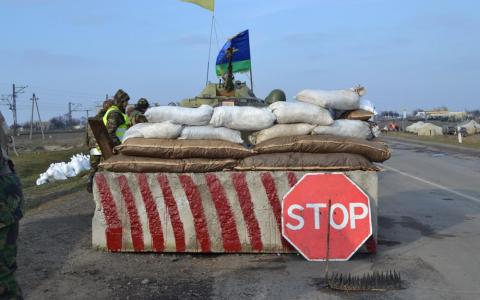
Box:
[87,173,94,193]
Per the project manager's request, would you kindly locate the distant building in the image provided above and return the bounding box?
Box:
[415,110,466,121]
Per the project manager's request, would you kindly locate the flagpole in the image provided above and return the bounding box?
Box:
[205,12,215,86]
[249,67,254,93]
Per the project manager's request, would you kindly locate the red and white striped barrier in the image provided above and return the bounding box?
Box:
[92,171,378,253]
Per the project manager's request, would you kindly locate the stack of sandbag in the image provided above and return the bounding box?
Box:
[248,102,333,145]
[235,135,389,172]
[104,105,245,173]
[293,86,379,140]
[238,86,386,172]
[98,93,390,173]
[102,138,252,173]
[102,135,390,173]
[131,104,278,144]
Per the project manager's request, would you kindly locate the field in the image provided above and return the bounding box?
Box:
[9,131,89,210]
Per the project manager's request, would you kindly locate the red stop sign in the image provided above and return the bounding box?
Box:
[282,173,372,261]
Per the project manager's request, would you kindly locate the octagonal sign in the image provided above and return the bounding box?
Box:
[282,173,372,261]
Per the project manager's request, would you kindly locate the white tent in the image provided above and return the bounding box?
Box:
[406,121,424,134]
[417,123,443,136]
[459,120,480,135]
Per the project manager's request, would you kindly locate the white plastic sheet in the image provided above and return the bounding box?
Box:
[36,154,91,186]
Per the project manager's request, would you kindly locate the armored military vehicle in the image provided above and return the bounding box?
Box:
[178,80,266,108]
[178,30,286,108]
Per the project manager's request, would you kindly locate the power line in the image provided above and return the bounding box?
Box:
[24,85,105,97]
[68,102,92,129]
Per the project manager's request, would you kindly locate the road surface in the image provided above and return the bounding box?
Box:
[16,139,480,299]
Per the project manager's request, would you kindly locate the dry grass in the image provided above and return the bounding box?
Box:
[384,132,480,150]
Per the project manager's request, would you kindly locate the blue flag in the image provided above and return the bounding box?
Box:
[216,30,251,76]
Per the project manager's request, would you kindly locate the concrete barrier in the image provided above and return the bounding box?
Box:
[92,171,378,253]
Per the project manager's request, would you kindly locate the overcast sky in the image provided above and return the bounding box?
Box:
[1,0,479,124]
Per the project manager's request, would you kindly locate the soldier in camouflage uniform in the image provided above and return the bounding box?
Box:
[104,89,130,147]
[86,100,113,193]
[0,110,24,300]
[128,98,150,126]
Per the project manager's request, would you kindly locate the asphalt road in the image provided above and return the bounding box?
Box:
[15,139,480,300]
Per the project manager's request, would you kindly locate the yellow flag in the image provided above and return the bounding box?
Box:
[181,0,215,12]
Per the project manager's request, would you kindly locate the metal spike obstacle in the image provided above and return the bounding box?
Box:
[326,270,402,291]
[323,200,403,292]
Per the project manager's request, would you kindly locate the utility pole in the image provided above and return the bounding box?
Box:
[68,102,73,130]
[11,84,28,136]
[12,84,17,136]
[68,102,86,130]
[35,95,45,140]
[29,93,45,140]
[30,94,35,139]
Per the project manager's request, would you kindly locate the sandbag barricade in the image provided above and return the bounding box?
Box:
[254,135,391,163]
[92,170,378,253]
[99,154,237,173]
[236,153,378,171]
[116,138,254,159]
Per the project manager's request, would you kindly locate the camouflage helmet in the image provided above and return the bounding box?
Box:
[102,99,113,109]
[136,98,150,110]
[265,89,286,105]
[113,89,130,106]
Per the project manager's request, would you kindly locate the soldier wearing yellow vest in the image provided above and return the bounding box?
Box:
[104,89,130,146]
[85,99,112,193]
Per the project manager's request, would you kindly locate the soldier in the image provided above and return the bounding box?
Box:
[103,89,130,146]
[0,110,24,299]
[128,98,150,126]
[86,99,113,193]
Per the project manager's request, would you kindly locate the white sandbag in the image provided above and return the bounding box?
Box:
[210,106,276,131]
[179,126,243,144]
[122,124,146,141]
[123,122,183,142]
[249,123,316,145]
[269,101,333,125]
[359,99,377,115]
[312,120,373,140]
[295,86,366,110]
[145,104,213,125]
